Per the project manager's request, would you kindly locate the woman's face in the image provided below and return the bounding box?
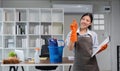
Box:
[80,15,92,29]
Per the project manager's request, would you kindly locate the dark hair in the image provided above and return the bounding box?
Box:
[80,13,93,30]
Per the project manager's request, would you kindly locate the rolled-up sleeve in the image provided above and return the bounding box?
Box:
[65,32,71,47]
[92,32,99,52]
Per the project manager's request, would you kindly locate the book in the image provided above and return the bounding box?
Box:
[91,36,111,57]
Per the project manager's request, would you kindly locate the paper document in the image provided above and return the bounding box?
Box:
[68,56,74,60]
[15,50,25,61]
[91,36,110,57]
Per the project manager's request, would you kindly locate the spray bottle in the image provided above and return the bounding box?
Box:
[34,48,40,64]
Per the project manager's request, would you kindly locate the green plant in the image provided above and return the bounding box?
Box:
[8,51,16,57]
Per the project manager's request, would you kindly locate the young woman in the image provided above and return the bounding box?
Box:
[66,13,107,71]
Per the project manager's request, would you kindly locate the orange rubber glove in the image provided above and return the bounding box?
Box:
[97,44,108,54]
[70,19,78,43]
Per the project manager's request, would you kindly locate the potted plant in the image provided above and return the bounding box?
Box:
[2,51,20,64]
[8,51,20,64]
[8,51,17,59]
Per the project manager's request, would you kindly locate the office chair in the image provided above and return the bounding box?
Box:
[9,65,24,71]
[35,36,58,71]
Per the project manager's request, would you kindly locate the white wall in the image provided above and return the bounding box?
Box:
[111,0,120,71]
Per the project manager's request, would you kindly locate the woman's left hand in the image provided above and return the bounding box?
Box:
[97,44,108,54]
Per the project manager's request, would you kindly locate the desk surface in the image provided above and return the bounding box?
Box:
[1,57,73,66]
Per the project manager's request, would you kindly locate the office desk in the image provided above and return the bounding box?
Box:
[1,57,73,66]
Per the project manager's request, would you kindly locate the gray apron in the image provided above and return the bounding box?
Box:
[73,34,99,71]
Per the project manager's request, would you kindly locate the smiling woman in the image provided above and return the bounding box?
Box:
[66,13,100,71]
[80,13,93,30]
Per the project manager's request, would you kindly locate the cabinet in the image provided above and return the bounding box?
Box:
[0,8,64,71]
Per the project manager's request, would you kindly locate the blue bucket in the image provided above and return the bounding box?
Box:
[48,46,64,63]
[58,46,64,62]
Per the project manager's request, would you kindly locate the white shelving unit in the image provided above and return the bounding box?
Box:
[0,8,64,71]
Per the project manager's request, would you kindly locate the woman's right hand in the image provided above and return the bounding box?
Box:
[70,19,78,43]
[68,41,75,51]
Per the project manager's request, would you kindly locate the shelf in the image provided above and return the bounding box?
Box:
[28,36,40,48]
[41,8,51,22]
[16,22,27,35]
[29,34,40,36]
[3,35,15,36]
[41,22,51,35]
[16,35,27,36]
[3,21,15,23]
[52,8,64,22]
[0,9,3,21]
[3,36,15,49]
[16,9,27,21]
[28,8,40,22]
[3,22,15,35]
[29,22,40,35]
[0,8,64,71]
[0,36,2,47]
[51,22,63,34]
[16,36,27,48]
[0,50,2,62]
[3,8,15,21]
[0,23,2,34]
[3,48,15,49]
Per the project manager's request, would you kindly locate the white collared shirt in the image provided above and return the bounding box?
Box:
[65,28,99,52]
